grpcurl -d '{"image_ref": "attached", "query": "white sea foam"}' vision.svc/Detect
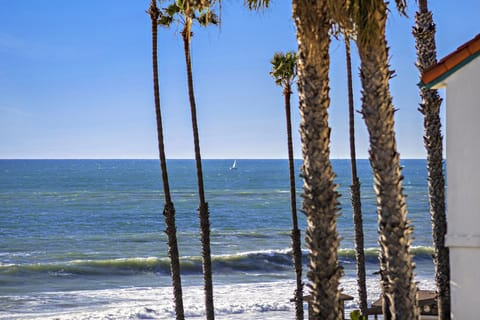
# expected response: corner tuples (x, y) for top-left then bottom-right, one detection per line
(1, 277), (436, 320)
(1, 282), (295, 319)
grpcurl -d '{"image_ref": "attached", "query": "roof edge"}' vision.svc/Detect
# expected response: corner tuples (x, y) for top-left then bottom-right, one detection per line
(420, 34), (480, 89)
(419, 51), (480, 89)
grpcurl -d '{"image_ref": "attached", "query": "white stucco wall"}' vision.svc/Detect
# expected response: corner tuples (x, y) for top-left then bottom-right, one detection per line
(442, 56), (480, 319)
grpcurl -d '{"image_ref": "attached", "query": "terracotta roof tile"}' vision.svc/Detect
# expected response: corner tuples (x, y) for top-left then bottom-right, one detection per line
(421, 34), (480, 87)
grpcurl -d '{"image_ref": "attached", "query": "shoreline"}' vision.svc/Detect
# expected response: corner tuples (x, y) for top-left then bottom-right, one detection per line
(0, 276), (436, 319)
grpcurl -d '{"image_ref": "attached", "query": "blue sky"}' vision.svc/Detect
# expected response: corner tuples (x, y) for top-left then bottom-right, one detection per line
(0, 1), (478, 159)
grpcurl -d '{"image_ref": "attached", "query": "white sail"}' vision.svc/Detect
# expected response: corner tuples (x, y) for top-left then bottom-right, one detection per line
(230, 160), (237, 170)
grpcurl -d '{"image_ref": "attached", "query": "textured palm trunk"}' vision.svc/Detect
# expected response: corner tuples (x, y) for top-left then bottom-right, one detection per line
(284, 83), (304, 320)
(413, 1), (450, 319)
(182, 21), (215, 320)
(149, 1), (185, 319)
(292, 0), (342, 318)
(345, 38), (368, 318)
(356, 2), (418, 319)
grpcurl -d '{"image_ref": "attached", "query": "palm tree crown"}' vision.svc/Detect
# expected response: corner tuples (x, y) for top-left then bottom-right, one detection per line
(158, 0), (219, 30)
(270, 51), (298, 90)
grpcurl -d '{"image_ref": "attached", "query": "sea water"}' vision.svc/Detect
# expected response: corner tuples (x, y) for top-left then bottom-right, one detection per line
(0, 159), (436, 319)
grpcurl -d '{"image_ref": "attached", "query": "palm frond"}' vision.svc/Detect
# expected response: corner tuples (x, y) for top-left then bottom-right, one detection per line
(158, 12), (174, 26)
(166, 3), (181, 16)
(160, 0), (219, 29)
(197, 10), (219, 26)
(175, 0), (186, 11)
(270, 51), (297, 88)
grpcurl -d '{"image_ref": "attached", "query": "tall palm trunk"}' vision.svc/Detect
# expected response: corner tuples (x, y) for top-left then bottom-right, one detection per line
(356, 2), (418, 319)
(413, 1), (450, 319)
(345, 38), (368, 318)
(148, 1), (185, 319)
(293, 0), (342, 318)
(181, 19), (215, 320)
(284, 83), (304, 320)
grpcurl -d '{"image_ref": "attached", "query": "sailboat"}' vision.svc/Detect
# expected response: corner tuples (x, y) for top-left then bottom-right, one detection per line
(230, 160), (237, 170)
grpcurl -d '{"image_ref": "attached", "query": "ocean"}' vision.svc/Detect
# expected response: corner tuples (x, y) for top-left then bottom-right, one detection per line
(0, 159), (436, 319)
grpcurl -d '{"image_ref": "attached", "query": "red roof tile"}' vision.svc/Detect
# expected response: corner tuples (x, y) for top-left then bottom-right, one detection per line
(421, 34), (480, 87)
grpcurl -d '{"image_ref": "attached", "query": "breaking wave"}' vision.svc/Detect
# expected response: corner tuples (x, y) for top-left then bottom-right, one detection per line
(1, 246), (433, 277)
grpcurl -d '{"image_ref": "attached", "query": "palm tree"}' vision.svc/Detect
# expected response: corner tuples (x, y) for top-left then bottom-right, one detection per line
(249, 1), (343, 318)
(292, 1), (344, 318)
(330, 0), (419, 318)
(148, 1), (185, 319)
(413, 1), (450, 319)
(158, 2), (218, 319)
(345, 37), (368, 318)
(270, 51), (303, 320)
(249, 1), (343, 317)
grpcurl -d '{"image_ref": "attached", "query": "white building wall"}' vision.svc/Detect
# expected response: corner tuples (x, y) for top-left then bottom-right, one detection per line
(443, 56), (480, 319)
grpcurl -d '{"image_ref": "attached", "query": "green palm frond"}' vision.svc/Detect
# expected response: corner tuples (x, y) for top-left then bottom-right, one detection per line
(157, 2), (180, 27)
(166, 3), (181, 16)
(158, 12), (174, 26)
(198, 10), (219, 26)
(175, 0), (185, 11)
(159, 0), (219, 30)
(270, 51), (297, 89)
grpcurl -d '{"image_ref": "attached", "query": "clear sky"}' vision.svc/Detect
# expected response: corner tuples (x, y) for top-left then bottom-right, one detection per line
(0, 1), (478, 159)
